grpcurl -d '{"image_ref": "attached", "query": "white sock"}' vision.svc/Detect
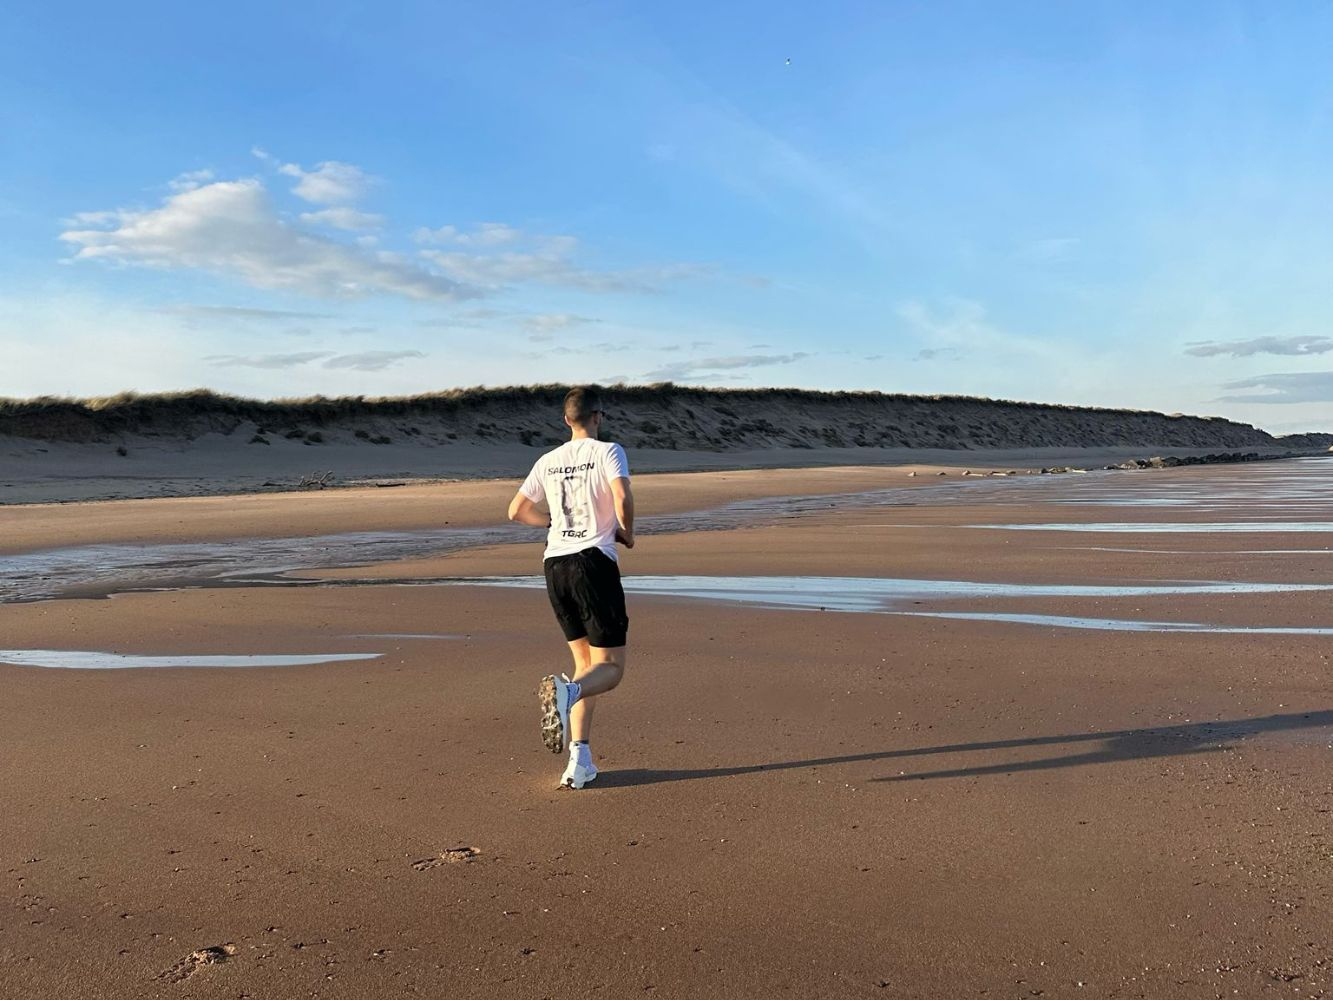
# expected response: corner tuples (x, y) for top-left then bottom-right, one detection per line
(570, 741), (592, 767)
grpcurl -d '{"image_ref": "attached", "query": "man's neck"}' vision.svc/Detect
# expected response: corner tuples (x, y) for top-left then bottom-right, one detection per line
(569, 431), (594, 441)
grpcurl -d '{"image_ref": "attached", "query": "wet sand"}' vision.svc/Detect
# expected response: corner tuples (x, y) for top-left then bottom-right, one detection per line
(2, 460), (1332, 998)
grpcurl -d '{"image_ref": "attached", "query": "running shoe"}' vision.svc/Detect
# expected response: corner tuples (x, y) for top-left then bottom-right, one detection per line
(538, 674), (572, 754)
(560, 757), (598, 790)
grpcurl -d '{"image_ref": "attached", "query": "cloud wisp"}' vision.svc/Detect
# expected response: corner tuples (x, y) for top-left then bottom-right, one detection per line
(525, 313), (601, 341)
(299, 207), (385, 232)
(63, 159), (704, 304)
(420, 243), (702, 294)
(642, 352), (810, 383)
(157, 305), (336, 321)
(1186, 336), (1333, 358)
(207, 349), (425, 372)
(898, 299), (1047, 361)
(413, 223), (522, 247)
(252, 149), (373, 205)
(323, 350), (425, 371)
(1218, 371), (1333, 404)
(205, 351), (335, 370)
(61, 180), (475, 301)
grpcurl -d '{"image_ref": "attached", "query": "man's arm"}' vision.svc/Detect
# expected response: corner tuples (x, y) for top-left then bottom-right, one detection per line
(610, 477), (635, 548)
(507, 491), (551, 528)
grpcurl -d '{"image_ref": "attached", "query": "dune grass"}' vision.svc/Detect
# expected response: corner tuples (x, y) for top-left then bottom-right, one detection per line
(0, 384), (1325, 449)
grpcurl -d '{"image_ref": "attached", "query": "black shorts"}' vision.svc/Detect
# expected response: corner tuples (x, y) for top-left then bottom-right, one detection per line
(543, 547), (629, 648)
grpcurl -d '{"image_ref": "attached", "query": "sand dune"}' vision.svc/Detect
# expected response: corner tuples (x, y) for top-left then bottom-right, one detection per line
(2, 385), (1328, 504)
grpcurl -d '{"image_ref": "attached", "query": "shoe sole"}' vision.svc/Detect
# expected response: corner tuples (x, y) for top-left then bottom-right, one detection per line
(538, 675), (566, 754)
(560, 770), (598, 791)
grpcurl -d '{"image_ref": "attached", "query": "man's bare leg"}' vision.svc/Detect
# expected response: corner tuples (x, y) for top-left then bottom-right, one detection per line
(567, 640), (626, 743)
(565, 639), (592, 739)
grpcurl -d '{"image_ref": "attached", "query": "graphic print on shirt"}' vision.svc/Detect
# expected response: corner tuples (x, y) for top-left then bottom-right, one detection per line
(557, 472), (593, 540)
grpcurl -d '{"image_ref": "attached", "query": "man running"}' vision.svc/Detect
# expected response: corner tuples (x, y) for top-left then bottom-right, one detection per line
(507, 386), (635, 790)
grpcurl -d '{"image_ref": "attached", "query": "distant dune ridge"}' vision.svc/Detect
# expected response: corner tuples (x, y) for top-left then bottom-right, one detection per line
(2, 385), (1328, 451)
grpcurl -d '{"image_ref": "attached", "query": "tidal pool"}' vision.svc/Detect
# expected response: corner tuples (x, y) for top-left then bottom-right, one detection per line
(969, 522), (1333, 533)
(3, 456), (1331, 606)
(0, 650), (383, 670)
(450, 574), (1333, 634)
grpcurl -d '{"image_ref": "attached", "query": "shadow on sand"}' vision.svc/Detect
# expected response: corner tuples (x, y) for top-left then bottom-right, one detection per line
(594, 709), (1333, 788)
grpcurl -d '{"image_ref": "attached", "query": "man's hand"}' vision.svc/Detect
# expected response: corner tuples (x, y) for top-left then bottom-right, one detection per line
(616, 527), (635, 549)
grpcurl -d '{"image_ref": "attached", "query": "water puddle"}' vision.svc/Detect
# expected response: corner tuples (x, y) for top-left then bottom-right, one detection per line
(893, 611), (1333, 635)
(459, 573), (1333, 610)
(1056, 547), (1333, 555)
(971, 522), (1333, 534)
(449, 574), (1333, 634)
(0, 650), (383, 670)
(2, 457), (1331, 606)
(0, 527), (533, 605)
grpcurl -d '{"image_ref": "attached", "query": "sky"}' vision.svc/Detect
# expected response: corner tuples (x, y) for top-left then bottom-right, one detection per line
(3, 1), (1332, 432)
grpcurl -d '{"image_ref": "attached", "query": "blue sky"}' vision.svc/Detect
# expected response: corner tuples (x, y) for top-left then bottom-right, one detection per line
(3, 1), (1332, 431)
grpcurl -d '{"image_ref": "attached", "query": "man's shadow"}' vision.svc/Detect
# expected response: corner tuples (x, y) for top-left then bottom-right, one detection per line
(594, 709), (1333, 788)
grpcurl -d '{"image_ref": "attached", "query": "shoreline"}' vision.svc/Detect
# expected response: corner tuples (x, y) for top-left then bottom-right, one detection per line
(2, 437), (1323, 506)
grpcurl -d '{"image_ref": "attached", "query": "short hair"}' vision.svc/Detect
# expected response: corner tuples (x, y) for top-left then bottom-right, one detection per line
(563, 386), (603, 427)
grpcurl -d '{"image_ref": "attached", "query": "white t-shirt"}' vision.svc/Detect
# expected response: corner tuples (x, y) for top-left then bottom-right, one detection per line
(520, 438), (630, 561)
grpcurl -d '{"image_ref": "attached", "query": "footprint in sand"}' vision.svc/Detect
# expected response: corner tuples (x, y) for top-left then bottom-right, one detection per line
(159, 943), (237, 983)
(412, 846), (480, 870)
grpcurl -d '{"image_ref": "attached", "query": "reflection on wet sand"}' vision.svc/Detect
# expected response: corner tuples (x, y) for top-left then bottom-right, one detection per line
(0, 650), (382, 670)
(4, 457), (1330, 606)
(971, 521), (1333, 533)
(451, 574), (1333, 635)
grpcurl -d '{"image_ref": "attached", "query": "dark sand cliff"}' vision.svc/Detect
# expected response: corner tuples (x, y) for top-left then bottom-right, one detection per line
(3, 386), (1329, 504)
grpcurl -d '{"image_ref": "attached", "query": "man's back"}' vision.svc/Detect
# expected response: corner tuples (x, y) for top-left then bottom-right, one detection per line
(521, 437), (629, 562)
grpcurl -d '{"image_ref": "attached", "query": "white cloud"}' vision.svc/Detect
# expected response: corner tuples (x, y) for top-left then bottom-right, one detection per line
(1186, 336), (1333, 358)
(414, 224), (701, 293)
(61, 179), (475, 301)
(299, 207), (385, 231)
(168, 169), (215, 192)
(206, 351), (334, 369)
(277, 160), (371, 204)
(414, 222), (523, 246)
(1219, 372), (1333, 404)
(322, 350), (425, 371)
(413, 225), (458, 244)
(204, 349), (426, 372)
(64, 209), (124, 226)
(525, 313), (599, 338)
(643, 352), (809, 382)
(422, 247), (701, 293)
(157, 304), (335, 320)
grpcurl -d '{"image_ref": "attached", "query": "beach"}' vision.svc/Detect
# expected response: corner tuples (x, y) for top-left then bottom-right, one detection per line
(3, 458), (1332, 998)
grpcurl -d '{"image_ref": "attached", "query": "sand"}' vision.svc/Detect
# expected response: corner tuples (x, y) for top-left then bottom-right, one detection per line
(2, 461), (1331, 998)
(1, 428), (1309, 506)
